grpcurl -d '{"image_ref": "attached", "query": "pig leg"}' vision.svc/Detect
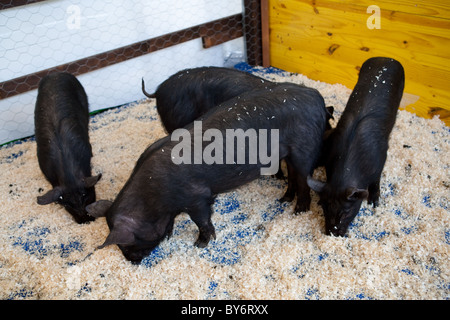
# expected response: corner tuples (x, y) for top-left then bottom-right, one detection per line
(285, 153), (313, 213)
(188, 199), (216, 248)
(294, 175), (311, 213)
(280, 162), (297, 203)
(368, 179), (381, 208)
(275, 160), (286, 180)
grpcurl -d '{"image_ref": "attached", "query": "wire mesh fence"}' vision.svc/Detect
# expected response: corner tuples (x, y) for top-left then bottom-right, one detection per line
(0, 0), (263, 145)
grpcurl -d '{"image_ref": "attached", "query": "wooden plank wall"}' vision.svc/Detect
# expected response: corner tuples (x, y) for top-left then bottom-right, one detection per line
(268, 0), (450, 125)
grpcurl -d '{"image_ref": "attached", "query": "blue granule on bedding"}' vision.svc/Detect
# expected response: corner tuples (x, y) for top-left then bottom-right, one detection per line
(261, 201), (288, 222)
(7, 289), (34, 300)
(141, 246), (169, 268)
(200, 226), (263, 265)
(422, 195), (432, 208)
(10, 223), (84, 259)
(214, 193), (240, 215)
(59, 241), (85, 258)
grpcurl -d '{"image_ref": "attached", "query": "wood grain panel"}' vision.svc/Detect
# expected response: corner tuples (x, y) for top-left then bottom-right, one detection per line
(269, 0), (450, 125)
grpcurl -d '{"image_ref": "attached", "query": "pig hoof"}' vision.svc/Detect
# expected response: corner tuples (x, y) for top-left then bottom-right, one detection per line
(194, 238), (209, 248)
(194, 230), (215, 248)
(294, 203), (310, 214)
(368, 197), (380, 208)
(274, 170), (286, 180)
(279, 194), (294, 203)
(369, 200), (379, 208)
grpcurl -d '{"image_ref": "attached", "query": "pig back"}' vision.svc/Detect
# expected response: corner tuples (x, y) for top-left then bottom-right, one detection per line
(154, 67), (275, 133)
(339, 58), (404, 131)
(121, 83), (327, 213)
(35, 72), (92, 185)
(324, 58), (405, 182)
(182, 84), (327, 193)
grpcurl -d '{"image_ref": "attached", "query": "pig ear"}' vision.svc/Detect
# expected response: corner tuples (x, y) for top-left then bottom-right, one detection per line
(98, 227), (135, 249)
(346, 187), (369, 201)
(37, 187), (63, 205)
(86, 200), (112, 217)
(83, 173), (102, 188)
(307, 175), (326, 193)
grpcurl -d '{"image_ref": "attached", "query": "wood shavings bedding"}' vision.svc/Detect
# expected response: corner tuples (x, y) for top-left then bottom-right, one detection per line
(0, 64), (448, 300)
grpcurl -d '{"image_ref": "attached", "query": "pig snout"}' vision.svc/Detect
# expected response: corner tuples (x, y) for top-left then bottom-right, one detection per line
(62, 200), (95, 224)
(68, 208), (95, 224)
(57, 189), (97, 224)
(326, 223), (347, 237)
(118, 245), (157, 265)
(324, 213), (354, 237)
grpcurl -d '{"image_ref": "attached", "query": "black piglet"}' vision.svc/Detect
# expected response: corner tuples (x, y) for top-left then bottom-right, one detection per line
(35, 72), (101, 224)
(308, 57), (405, 236)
